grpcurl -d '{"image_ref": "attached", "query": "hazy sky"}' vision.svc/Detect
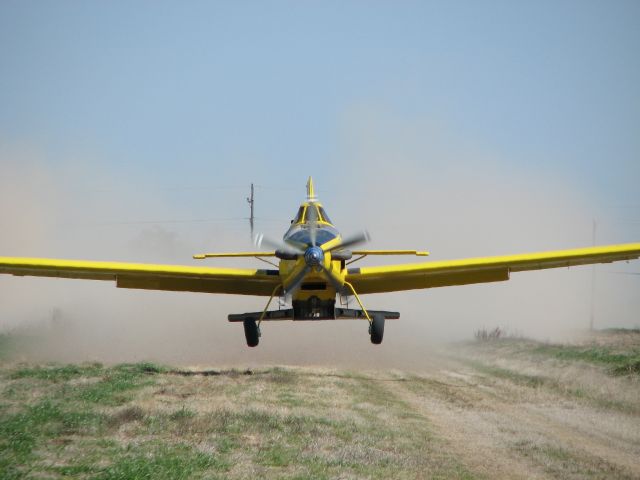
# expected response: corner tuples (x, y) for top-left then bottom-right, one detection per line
(1, 1), (639, 195)
(0, 2), (638, 359)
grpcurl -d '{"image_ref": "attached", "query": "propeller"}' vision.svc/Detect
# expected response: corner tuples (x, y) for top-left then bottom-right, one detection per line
(255, 205), (370, 295)
(283, 228), (370, 295)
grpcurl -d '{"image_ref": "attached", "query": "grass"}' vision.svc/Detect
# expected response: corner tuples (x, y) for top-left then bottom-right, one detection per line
(530, 344), (640, 376)
(10, 362), (105, 381)
(0, 361), (475, 479)
(91, 443), (228, 480)
(2, 329), (635, 479)
(512, 440), (637, 480)
(0, 399), (105, 478)
(601, 327), (640, 334)
(466, 333), (640, 376)
(0, 360), (173, 479)
(463, 359), (639, 413)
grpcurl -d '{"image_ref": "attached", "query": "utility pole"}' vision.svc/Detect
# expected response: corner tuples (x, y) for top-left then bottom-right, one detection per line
(590, 219), (597, 331)
(246, 183), (255, 238)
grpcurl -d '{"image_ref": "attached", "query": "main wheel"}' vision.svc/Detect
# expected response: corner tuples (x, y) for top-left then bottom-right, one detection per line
(369, 314), (385, 344)
(243, 318), (260, 347)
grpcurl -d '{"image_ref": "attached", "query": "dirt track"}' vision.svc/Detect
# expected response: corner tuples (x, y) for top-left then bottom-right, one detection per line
(374, 350), (640, 479)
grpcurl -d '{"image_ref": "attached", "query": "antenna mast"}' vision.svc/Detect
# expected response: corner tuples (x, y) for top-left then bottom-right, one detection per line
(246, 183), (255, 238)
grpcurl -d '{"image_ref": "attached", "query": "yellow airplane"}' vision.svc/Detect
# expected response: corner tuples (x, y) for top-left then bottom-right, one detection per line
(1, 177), (639, 347)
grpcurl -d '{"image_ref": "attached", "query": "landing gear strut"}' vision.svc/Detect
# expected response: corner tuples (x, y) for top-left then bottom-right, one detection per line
(342, 281), (385, 345)
(369, 314), (385, 344)
(243, 318), (260, 347)
(229, 308), (399, 346)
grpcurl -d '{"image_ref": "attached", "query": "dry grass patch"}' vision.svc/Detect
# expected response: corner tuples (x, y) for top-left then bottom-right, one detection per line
(512, 438), (637, 480)
(0, 362), (476, 479)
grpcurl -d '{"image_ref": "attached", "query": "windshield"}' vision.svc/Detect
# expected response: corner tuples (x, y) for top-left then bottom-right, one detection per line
(292, 206), (305, 223)
(292, 205), (333, 225)
(318, 207), (332, 224)
(288, 229), (337, 246)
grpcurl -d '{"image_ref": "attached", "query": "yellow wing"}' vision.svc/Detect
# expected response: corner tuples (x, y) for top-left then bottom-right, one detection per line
(0, 257), (280, 296)
(345, 243), (640, 294)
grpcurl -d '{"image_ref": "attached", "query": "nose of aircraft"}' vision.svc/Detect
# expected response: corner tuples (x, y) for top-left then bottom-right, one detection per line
(304, 246), (324, 266)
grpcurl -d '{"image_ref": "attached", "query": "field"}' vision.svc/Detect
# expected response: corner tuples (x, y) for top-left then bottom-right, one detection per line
(1, 329), (639, 479)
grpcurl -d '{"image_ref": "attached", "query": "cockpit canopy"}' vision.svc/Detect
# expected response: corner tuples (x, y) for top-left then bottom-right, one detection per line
(287, 227), (336, 246)
(292, 204), (333, 225)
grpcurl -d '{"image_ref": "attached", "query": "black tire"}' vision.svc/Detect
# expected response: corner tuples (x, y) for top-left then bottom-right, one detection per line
(369, 314), (385, 344)
(243, 318), (260, 347)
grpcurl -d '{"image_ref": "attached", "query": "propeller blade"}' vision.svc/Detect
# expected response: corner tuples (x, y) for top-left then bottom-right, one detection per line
(325, 230), (370, 252)
(283, 264), (311, 295)
(320, 264), (344, 291)
(284, 237), (309, 252)
(254, 233), (281, 250)
(306, 204), (318, 247)
(254, 233), (304, 255)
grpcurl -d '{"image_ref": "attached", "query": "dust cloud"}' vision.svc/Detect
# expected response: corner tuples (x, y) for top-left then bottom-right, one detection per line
(329, 108), (639, 344)
(0, 115), (638, 369)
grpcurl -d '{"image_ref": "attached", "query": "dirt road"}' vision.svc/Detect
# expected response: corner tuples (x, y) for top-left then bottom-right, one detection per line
(376, 349), (640, 479)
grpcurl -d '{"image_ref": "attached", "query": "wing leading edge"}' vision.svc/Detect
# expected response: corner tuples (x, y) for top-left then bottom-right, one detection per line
(345, 243), (640, 294)
(0, 257), (280, 296)
(3, 243), (639, 297)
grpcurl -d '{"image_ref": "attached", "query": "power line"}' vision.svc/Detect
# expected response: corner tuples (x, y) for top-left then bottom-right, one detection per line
(61, 216), (288, 228)
(62, 217), (247, 227)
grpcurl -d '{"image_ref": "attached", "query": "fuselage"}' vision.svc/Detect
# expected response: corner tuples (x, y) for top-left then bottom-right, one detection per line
(279, 200), (346, 317)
